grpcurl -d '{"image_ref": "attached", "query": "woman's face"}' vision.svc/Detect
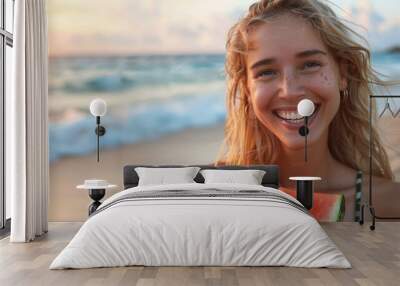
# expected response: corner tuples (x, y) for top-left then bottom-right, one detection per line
(246, 14), (346, 150)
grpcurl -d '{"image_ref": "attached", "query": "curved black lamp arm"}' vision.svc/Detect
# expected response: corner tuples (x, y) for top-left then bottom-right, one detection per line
(298, 117), (310, 162)
(94, 116), (106, 162)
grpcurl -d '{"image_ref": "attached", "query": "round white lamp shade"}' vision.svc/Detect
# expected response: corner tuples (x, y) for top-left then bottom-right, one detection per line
(297, 99), (315, 117)
(90, 98), (107, 117)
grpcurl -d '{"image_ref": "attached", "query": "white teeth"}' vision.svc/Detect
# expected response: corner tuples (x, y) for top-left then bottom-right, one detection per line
(275, 111), (303, 120)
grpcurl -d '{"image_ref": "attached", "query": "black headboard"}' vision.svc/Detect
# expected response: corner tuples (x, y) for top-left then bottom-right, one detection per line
(123, 165), (279, 189)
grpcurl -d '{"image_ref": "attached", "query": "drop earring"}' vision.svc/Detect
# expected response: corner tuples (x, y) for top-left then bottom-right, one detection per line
(340, 89), (349, 101)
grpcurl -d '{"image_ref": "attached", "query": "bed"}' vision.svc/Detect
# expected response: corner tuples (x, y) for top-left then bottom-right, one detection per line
(50, 164), (350, 269)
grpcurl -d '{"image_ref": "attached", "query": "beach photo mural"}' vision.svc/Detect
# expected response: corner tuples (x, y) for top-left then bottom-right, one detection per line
(48, 0), (400, 221)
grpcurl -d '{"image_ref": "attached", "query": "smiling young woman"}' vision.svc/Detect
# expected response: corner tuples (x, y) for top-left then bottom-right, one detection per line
(216, 0), (400, 221)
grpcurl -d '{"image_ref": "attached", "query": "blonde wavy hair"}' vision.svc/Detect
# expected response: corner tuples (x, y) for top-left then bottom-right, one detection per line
(217, 0), (394, 179)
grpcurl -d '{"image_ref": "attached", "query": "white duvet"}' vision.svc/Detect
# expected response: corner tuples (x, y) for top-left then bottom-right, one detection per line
(50, 183), (351, 269)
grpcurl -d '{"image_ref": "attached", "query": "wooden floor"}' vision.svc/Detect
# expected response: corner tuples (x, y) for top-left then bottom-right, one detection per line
(0, 222), (399, 286)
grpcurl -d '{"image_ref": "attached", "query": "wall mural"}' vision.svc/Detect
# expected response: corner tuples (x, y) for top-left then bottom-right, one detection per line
(48, 0), (400, 222)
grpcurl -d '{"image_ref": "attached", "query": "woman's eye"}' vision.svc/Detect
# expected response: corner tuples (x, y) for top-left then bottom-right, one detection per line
(255, 70), (277, 79)
(302, 61), (321, 70)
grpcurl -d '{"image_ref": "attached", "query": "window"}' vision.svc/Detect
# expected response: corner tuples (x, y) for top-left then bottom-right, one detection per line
(1, 0), (14, 234)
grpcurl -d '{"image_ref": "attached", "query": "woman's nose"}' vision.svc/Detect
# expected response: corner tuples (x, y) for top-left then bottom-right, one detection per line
(278, 70), (305, 100)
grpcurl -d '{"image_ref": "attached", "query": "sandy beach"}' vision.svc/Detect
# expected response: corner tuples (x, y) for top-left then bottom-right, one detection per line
(49, 118), (400, 222)
(49, 124), (225, 221)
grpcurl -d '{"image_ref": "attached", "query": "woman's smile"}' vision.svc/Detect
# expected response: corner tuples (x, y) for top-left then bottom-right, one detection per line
(273, 103), (321, 130)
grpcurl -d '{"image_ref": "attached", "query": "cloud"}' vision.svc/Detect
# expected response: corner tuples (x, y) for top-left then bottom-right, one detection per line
(48, 0), (253, 56)
(343, 0), (400, 50)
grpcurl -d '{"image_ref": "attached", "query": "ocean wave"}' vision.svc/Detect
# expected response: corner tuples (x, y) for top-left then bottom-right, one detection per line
(49, 93), (226, 162)
(62, 74), (137, 93)
(49, 80), (225, 112)
(372, 52), (400, 79)
(49, 54), (225, 95)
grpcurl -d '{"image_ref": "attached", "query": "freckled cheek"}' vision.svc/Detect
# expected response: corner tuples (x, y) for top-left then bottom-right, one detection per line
(307, 77), (339, 101)
(307, 77), (341, 118)
(250, 85), (275, 114)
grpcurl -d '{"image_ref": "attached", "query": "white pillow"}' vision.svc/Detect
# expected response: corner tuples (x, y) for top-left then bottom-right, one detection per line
(200, 169), (266, 185)
(135, 167), (200, 186)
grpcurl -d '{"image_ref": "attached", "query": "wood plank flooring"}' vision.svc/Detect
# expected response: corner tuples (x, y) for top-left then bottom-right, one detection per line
(1, 222), (399, 286)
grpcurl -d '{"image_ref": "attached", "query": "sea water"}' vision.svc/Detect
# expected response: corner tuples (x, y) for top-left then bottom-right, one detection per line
(48, 52), (400, 162)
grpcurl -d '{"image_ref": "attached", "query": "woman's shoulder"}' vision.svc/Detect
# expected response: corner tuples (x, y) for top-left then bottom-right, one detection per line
(326, 160), (358, 190)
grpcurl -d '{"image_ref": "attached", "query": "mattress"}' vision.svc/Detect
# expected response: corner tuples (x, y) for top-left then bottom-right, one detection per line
(50, 183), (351, 269)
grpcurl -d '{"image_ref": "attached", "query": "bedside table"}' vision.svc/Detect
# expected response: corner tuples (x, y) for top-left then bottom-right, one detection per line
(289, 176), (321, 210)
(77, 180), (117, 215)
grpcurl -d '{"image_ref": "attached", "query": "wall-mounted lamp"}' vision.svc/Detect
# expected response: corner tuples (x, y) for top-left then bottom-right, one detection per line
(89, 98), (107, 162)
(297, 99), (315, 162)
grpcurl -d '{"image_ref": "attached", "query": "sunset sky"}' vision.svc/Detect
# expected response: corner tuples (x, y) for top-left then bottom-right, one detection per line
(47, 0), (400, 57)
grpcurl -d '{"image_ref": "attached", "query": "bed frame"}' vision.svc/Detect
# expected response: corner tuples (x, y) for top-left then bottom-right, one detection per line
(123, 165), (280, 189)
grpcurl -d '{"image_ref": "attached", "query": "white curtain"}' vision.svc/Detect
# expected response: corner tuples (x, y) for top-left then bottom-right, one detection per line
(7, 0), (49, 242)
